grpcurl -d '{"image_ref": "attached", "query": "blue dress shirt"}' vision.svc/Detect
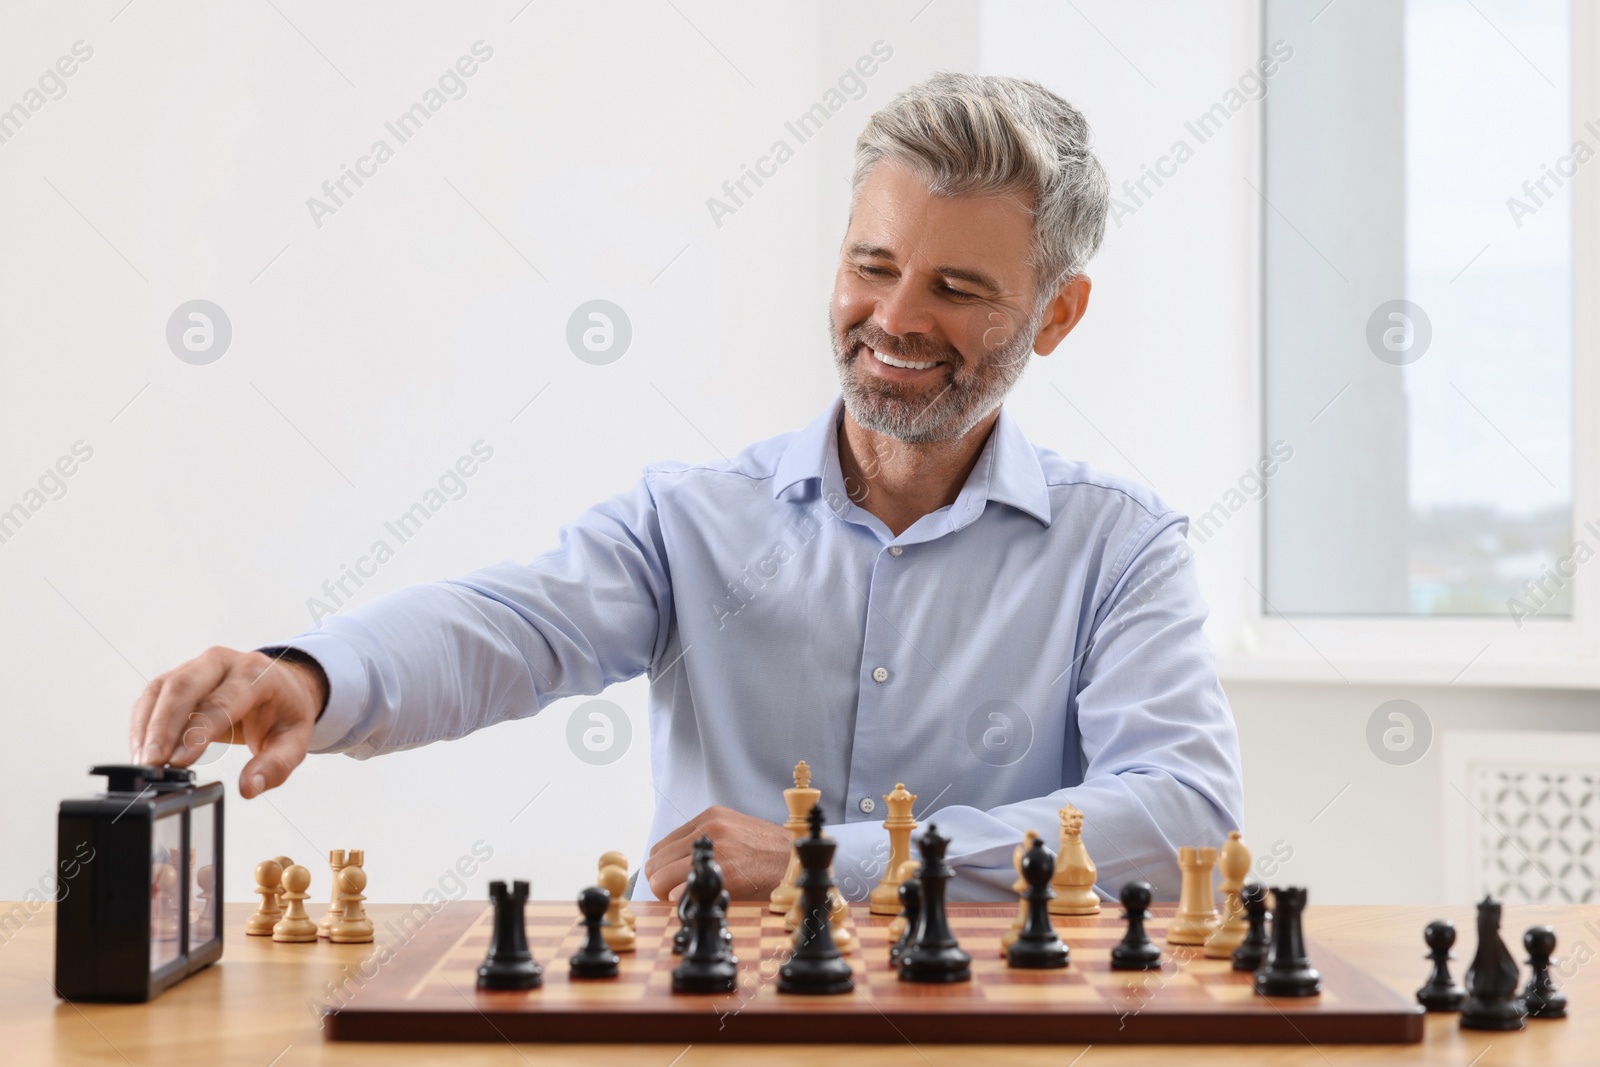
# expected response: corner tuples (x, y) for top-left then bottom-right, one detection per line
(283, 397), (1243, 902)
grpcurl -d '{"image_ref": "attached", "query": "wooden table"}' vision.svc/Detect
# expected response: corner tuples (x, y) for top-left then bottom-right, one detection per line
(4, 901), (1594, 1065)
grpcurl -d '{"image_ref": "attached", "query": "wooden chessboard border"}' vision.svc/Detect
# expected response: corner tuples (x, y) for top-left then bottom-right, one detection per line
(323, 901), (1425, 1044)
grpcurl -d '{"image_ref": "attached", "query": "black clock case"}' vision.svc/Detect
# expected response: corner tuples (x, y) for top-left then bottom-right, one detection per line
(55, 768), (224, 1002)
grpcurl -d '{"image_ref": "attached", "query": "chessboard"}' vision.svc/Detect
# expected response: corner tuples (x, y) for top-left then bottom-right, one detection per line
(322, 900), (1424, 1044)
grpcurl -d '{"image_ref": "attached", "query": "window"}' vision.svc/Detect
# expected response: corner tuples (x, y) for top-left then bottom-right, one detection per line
(1261, 0), (1574, 618)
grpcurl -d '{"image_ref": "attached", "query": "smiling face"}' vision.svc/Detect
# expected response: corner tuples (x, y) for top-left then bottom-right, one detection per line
(830, 160), (1050, 444)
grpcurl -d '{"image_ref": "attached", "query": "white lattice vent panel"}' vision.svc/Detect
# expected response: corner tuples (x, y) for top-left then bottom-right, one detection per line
(1464, 765), (1598, 903)
(1443, 731), (1600, 905)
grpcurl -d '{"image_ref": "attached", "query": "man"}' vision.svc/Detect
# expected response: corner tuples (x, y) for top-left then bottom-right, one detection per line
(127, 73), (1242, 903)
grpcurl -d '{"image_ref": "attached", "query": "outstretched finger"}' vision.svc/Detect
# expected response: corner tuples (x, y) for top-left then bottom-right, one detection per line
(238, 719), (311, 799)
(128, 677), (165, 760)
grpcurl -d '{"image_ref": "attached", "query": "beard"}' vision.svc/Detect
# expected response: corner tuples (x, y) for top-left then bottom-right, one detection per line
(829, 303), (1045, 444)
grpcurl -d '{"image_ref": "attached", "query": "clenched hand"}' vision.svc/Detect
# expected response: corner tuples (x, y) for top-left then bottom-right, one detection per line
(644, 805), (793, 902)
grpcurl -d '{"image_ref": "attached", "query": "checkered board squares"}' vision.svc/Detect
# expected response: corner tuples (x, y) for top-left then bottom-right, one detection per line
(323, 901), (1424, 1045)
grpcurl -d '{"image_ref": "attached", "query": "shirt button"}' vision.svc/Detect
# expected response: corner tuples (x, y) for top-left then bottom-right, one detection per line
(889, 545), (903, 557)
(859, 797), (877, 814)
(871, 666), (889, 683)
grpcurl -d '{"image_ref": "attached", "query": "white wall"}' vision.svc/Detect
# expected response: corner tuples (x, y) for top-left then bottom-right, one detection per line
(1229, 680), (1600, 903)
(3, 0), (1594, 908)
(0, 0), (980, 904)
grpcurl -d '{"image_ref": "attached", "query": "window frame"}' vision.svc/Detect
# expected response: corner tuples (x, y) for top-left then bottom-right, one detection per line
(1221, 0), (1600, 688)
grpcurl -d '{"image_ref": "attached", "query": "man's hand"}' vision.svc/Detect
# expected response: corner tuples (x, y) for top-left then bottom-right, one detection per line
(127, 647), (327, 799)
(644, 805), (792, 902)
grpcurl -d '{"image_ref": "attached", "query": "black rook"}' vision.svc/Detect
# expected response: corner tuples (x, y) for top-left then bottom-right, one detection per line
(478, 880), (542, 991)
(1253, 887), (1320, 998)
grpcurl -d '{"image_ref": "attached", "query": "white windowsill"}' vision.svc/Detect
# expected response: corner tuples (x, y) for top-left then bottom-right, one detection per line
(1216, 652), (1600, 690)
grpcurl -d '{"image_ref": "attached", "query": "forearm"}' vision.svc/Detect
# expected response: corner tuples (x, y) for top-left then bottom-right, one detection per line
(272, 578), (558, 757)
(268, 479), (672, 759)
(952, 771), (1239, 901)
(830, 771), (1238, 905)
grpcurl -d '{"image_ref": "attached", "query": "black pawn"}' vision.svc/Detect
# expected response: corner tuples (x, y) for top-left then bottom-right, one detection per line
(889, 873), (921, 967)
(777, 805), (854, 994)
(1231, 884), (1271, 972)
(670, 835), (738, 994)
(1461, 896), (1527, 1031)
(898, 824), (971, 983)
(477, 879), (542, 990)
(1228, 889), (1267, 972)
(1415, 919), (1465, 1012)
(1007, 837), (1069, 969)
(569, 886), (620, 979)
(1110, 881), (1162, 971)
(1253, 887), (1321, 997)
(1522, 925), (1567, 1020)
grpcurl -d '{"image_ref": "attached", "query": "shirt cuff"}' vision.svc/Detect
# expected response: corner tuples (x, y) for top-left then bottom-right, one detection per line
(257, 633), (370, 753)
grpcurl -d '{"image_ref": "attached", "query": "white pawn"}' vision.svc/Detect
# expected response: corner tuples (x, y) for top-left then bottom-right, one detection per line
(885, 860), (920, 943)
(246, 860), (283, 936)
(827, 880), (855, 956)
(1000, 831), (1037, 956)
(273, 865), (319, 942)
(599, 850), (636, 930)
(330, 865), (374, 943)
(271, 855), (295, 913)
(598, 864), (636, 952)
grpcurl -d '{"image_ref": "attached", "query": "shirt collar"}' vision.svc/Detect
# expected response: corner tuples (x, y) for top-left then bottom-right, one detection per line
(772, 395), (1053, 529)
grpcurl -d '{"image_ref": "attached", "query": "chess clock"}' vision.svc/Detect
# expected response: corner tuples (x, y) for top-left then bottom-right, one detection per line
(54, 764), (224, 1002)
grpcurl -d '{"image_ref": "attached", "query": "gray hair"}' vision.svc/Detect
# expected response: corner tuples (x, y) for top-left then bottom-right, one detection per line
(850, 72), (1110, 307)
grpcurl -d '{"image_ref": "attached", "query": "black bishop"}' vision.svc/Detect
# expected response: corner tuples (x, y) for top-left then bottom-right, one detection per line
(670, 835), (738, 994)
